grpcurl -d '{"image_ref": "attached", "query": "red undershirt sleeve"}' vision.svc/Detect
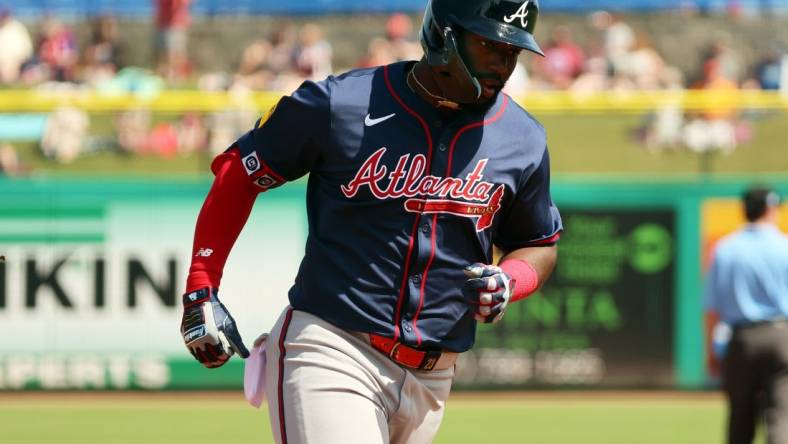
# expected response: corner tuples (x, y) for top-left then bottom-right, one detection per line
(185, 147), (260, 292)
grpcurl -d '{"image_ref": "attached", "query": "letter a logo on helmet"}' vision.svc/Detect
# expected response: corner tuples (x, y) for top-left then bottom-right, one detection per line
(503, 1), (531, 29)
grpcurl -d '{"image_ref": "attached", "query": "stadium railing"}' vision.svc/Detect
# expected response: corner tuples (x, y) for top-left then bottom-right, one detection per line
(1, 89), (787, 113)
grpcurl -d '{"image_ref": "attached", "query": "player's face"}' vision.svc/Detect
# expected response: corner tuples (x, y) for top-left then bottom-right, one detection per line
(461, 32), (522, 102)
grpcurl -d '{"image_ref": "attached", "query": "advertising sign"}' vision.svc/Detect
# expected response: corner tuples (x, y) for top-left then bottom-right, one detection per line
(0, 195), (301, 390)
(456, 209), (676, 388)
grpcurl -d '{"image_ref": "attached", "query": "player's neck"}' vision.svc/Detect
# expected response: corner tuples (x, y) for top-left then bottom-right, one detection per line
(407, 61), (461, 113)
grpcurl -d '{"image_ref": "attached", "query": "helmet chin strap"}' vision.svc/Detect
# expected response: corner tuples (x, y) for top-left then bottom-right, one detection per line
(408, 68), (462, 110)
(424, 25), (483, 106)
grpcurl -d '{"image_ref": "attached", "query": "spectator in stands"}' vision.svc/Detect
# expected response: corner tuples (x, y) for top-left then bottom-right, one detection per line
(570, 56), (611, 92)
(356, 37), (397, 68)
(0, 7), (33, 84)
(639, 67), (686, 151)
(626, 32), (666, 90)
(357, 14), (421, 69)
(293, 23), (333, 81)
(599, 12), (635, 79)
(699, 57), (739, 106)
(567, 34), (610, 92)
(36, 17), (79, 83)
(267, 23), (298, 76)
(155, 0), (192, 82)
(704, 33), (743, 85)
(80, 16), (124, 86)
(684, 59), (740, 153)
(233, 39), (275, 91)
(535, 25), (586, 89)
(753, 47), (785, 90)
(384, 13), (422, 62)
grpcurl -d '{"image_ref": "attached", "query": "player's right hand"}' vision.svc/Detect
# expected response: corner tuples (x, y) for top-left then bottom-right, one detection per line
(462, 263), (513, 324)
(180, 287), (250, 368)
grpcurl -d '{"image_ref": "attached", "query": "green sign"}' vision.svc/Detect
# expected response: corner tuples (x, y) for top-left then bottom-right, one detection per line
(456, 209), (676, 388)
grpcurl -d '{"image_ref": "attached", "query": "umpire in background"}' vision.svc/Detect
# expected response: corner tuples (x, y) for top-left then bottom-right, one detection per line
(705, 186), (788, 444)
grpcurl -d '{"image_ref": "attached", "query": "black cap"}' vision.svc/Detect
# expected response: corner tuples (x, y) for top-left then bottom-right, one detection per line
(743, 186), (781, 222)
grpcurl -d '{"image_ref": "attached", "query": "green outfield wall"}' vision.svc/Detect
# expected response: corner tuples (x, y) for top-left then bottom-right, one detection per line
(1, 177), (786, 391)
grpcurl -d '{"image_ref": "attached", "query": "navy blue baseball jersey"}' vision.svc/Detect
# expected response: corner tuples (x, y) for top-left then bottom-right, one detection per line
(234, 61), (562, 352)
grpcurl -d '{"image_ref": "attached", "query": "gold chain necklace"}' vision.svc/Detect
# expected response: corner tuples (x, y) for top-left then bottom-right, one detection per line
(407, 67), (460, 110)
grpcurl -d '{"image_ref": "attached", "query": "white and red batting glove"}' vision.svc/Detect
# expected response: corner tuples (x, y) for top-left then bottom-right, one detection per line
(180, 287), (250, 368)
(463, 263), (514, 323)
(463, 260), (540, 323)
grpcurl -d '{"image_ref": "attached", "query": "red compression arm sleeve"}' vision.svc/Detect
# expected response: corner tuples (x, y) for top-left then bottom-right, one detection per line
(185, 148), (260, 292)
(500, 258), (540, 302)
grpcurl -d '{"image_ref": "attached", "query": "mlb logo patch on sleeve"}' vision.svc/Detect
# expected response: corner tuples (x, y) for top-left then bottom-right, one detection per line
(242, 152), (262, 175)
(253, 173), (284, 191)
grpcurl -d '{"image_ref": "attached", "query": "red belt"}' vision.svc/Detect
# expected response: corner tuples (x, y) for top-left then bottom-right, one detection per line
(368, 334), (456, 371)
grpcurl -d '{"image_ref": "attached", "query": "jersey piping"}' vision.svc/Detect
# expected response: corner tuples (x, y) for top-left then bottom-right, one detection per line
(411, 95), (510, 345)
(383, 64), (435, 342)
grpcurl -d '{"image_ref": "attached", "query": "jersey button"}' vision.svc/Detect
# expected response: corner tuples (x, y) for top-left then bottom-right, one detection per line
(421, 223), (430, 233)
(410, 274), (421, 284)
(403, 323), (413, 333)
(438, 143), (447, 152)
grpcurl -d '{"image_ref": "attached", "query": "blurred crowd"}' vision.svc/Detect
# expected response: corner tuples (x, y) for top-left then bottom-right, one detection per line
(0, 5), (787, 174)
(198, 13), (421, 94)
(2, 8), (785, 94)
(0, 0), (190, 86)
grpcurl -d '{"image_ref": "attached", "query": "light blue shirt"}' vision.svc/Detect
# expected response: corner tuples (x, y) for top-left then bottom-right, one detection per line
(704, 224), (788, 326)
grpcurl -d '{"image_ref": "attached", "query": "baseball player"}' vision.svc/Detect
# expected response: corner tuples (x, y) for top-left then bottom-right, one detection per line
(180, 1), (562, 443)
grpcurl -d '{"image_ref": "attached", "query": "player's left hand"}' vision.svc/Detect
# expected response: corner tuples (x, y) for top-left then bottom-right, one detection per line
(180, 287), (250, 368)
(462, 263), (513, 323)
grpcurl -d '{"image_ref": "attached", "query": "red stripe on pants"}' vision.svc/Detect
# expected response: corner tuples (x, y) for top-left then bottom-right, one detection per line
(277, 308), (294, 444)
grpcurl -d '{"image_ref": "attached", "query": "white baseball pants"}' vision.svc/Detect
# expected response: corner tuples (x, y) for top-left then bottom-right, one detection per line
(263, 307), (455, 444)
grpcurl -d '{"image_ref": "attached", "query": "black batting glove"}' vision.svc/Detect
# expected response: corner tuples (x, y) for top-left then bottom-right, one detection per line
(180, 287), (250, 368)
(462, 263), (514, 324)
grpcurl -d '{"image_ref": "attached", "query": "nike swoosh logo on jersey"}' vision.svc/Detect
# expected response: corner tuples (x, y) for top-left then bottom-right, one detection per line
(364, 113), (396, 127)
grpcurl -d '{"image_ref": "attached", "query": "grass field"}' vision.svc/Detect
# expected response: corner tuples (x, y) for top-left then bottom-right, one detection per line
(0, 392), (766, 444)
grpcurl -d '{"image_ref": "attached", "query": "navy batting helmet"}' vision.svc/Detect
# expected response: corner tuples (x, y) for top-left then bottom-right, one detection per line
(420, 0), (543, 102)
